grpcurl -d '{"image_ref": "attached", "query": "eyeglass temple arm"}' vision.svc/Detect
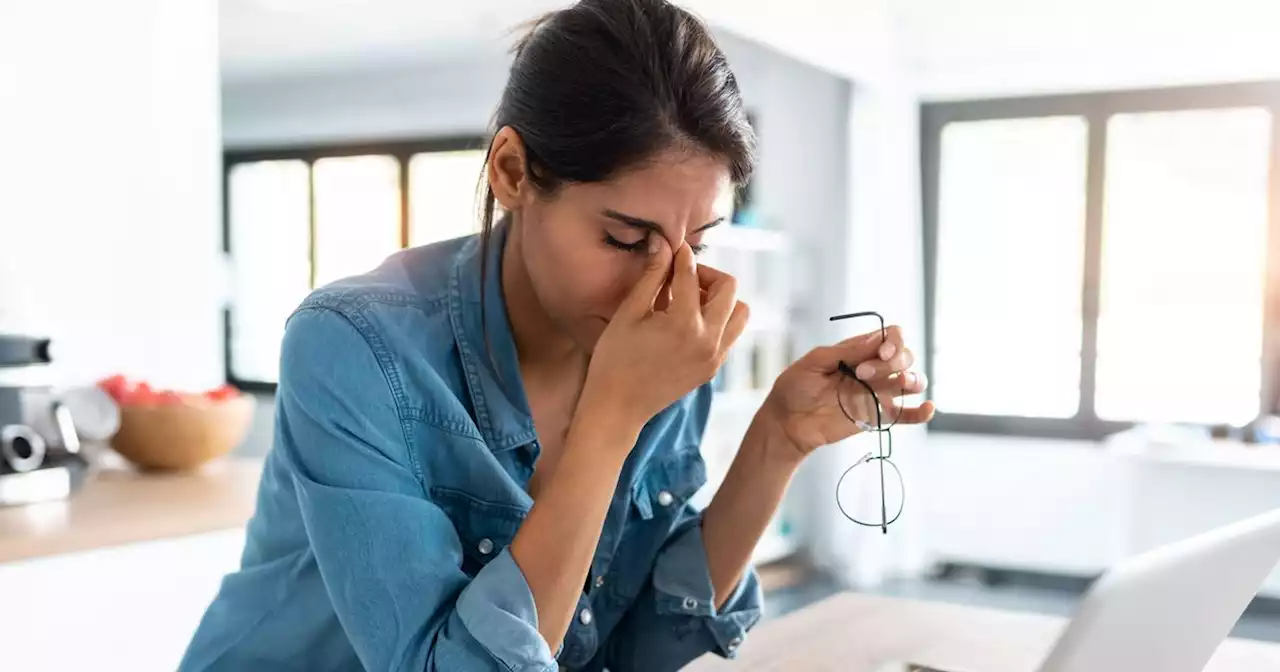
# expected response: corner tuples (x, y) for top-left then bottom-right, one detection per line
(829, 311), (886, 330)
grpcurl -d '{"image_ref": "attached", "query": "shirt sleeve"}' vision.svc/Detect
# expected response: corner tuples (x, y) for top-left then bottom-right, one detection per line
(604, 508), (764, 671)
(276, 306), (557, 672)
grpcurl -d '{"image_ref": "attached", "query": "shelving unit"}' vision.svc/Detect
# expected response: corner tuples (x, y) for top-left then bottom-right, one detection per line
(698, 224), (796, 566)
(711, 225), (790, 252)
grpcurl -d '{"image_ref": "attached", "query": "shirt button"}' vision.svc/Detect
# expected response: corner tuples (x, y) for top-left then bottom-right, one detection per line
(656, 490), (674, 507)
(594, 575), (605, 589)
(579, 608), (593, 625)
(728, 636), (743, 652)
(682, 596), (698, 610)
(477, 538), (494, 555)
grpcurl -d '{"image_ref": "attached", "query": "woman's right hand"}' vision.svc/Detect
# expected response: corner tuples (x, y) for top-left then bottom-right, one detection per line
(585, 236), (750, 430)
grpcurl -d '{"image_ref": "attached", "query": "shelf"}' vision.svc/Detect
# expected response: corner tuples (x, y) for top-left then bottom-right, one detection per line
(743, 307), (787, 333)
(710, 389), (770, 415)
(1110, 438), (1280, 473)
(752, 527), (798, 565)
(711, 226), (789, 252)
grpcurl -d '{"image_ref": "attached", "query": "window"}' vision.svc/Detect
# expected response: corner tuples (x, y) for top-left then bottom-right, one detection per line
(933, 117), (1088, 419)
(223, 138), (488, 389)
(1097, 109), (1270, 425)
(923, 85), (1280, 439)
(409, 150), (488, 246)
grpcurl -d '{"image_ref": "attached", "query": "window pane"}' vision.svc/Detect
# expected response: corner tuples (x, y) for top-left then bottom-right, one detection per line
(227, 160), (311, 384)
(408, 150), (487, 246)
(313, 155), (401, 287)
(934, 117), (1089, 417)
(1096, 108), (1269, 425)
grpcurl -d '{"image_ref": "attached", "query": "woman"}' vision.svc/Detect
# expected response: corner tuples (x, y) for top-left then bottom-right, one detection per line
(181, 1), (932, 670)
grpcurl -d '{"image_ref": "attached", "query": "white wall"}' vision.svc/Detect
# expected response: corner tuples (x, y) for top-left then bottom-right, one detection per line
(897, 0), (1280, 100)
(921, 434), (1122, 575)
(222, 55), (510, 148)
(220, 30), (827, 150)
(0, 0), (224, 390)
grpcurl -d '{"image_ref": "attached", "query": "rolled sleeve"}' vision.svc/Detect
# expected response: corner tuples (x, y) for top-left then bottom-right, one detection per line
(606, 521), (764, 671)
(454, 548), (557, 669)
(652, 524), (763, 655)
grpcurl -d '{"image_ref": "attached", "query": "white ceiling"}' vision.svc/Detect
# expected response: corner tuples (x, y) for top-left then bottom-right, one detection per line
(218, 0), (545, 79)
(218, 0), (896, 83)
(220, 0), (1280, 97)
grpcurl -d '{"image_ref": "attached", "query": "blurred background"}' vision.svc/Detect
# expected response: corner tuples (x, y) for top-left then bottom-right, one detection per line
(6, 0), (1280, 669)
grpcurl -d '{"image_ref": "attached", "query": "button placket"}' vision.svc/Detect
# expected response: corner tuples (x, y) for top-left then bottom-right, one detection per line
(560, 595), (599, 668)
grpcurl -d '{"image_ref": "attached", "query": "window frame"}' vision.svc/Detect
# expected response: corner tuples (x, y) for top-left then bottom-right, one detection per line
(222, 136), (489, 392)
(921, 82), (1280, 440)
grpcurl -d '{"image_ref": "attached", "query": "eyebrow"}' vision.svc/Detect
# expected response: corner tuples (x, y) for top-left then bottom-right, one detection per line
(602, 209), (724, 235)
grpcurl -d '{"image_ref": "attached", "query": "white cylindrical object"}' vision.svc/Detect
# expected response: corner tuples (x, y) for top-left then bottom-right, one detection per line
(1, 425), (46, 473)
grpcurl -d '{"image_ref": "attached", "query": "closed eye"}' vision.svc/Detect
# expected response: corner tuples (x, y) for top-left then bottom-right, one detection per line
(603, 233), (647, 253)
(603, 234), (707, 255)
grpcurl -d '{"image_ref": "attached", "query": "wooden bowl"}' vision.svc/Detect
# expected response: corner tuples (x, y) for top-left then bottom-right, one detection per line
(109, 395), (254, 471)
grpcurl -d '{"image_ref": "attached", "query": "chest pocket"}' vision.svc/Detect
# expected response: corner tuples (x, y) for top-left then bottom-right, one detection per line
(430, 487), (525, 575)
(631, 447), (708, 520)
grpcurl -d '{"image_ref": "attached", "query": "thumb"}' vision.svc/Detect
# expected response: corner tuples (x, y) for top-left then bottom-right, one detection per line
(617, 235), (672, 319)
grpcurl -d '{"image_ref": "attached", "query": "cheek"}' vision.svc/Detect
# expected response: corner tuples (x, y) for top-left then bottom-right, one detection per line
(522, 221), (629, 317)
(565, 251), (635, 317)
(595, 260), (641, 313)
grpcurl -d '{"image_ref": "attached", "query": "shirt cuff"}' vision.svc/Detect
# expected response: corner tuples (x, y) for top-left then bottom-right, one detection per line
(651, 523), (764, 657)
(454, 547), (559, 671)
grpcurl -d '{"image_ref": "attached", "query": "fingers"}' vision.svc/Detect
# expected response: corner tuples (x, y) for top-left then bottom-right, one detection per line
(876, 325), (904, 361)
(808, 325), (910, 375)
(617, 236), (673, 319)
(884, 400), (936, 425)
(698, 263), (738, 334)
(666, 242), (701, 319)
(853, 346), (915, 382)
(720, 300), (750, 352)
(869, 370), (928, 396)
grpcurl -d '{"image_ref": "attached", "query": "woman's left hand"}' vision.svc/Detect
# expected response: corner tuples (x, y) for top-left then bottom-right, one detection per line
(760, 326), (935, 457)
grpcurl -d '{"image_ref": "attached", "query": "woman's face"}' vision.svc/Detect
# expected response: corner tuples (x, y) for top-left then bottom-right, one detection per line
(513, 148), (734, 352)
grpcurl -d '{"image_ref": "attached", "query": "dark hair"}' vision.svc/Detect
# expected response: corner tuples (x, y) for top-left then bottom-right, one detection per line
(478, 0), (757, 296)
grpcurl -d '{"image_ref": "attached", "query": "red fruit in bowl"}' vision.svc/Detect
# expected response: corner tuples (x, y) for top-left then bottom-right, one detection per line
(156, 391), (184, 406)
(206, 384), (240, 402)
(98, 375), (129, 402)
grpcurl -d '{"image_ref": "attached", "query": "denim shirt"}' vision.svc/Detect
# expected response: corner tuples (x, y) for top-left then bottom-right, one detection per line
(180, 225), (763, 672)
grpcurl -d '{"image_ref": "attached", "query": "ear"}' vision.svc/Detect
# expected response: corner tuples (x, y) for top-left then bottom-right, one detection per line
(487, 126), (531, 212)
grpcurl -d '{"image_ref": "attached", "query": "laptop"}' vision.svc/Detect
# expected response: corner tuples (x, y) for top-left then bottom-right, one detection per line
(887, 508), (1280, 672)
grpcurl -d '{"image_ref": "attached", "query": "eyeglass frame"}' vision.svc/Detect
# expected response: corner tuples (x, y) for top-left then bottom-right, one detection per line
(829, 310), (908, 534)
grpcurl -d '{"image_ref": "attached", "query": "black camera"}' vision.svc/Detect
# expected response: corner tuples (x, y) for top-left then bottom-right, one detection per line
(0, 335), (89, 504)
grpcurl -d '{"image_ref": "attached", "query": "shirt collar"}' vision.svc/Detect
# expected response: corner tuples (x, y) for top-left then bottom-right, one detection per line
(448, 221), (538, 452)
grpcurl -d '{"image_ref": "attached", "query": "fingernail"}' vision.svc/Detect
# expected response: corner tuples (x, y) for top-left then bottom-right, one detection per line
(649, 236), (662, 255)
(856, 362), (876, 380)
(879, 342), (895, 360)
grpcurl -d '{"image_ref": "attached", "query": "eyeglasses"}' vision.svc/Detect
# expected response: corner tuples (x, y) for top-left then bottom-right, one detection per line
(829, 311), (908, 534)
